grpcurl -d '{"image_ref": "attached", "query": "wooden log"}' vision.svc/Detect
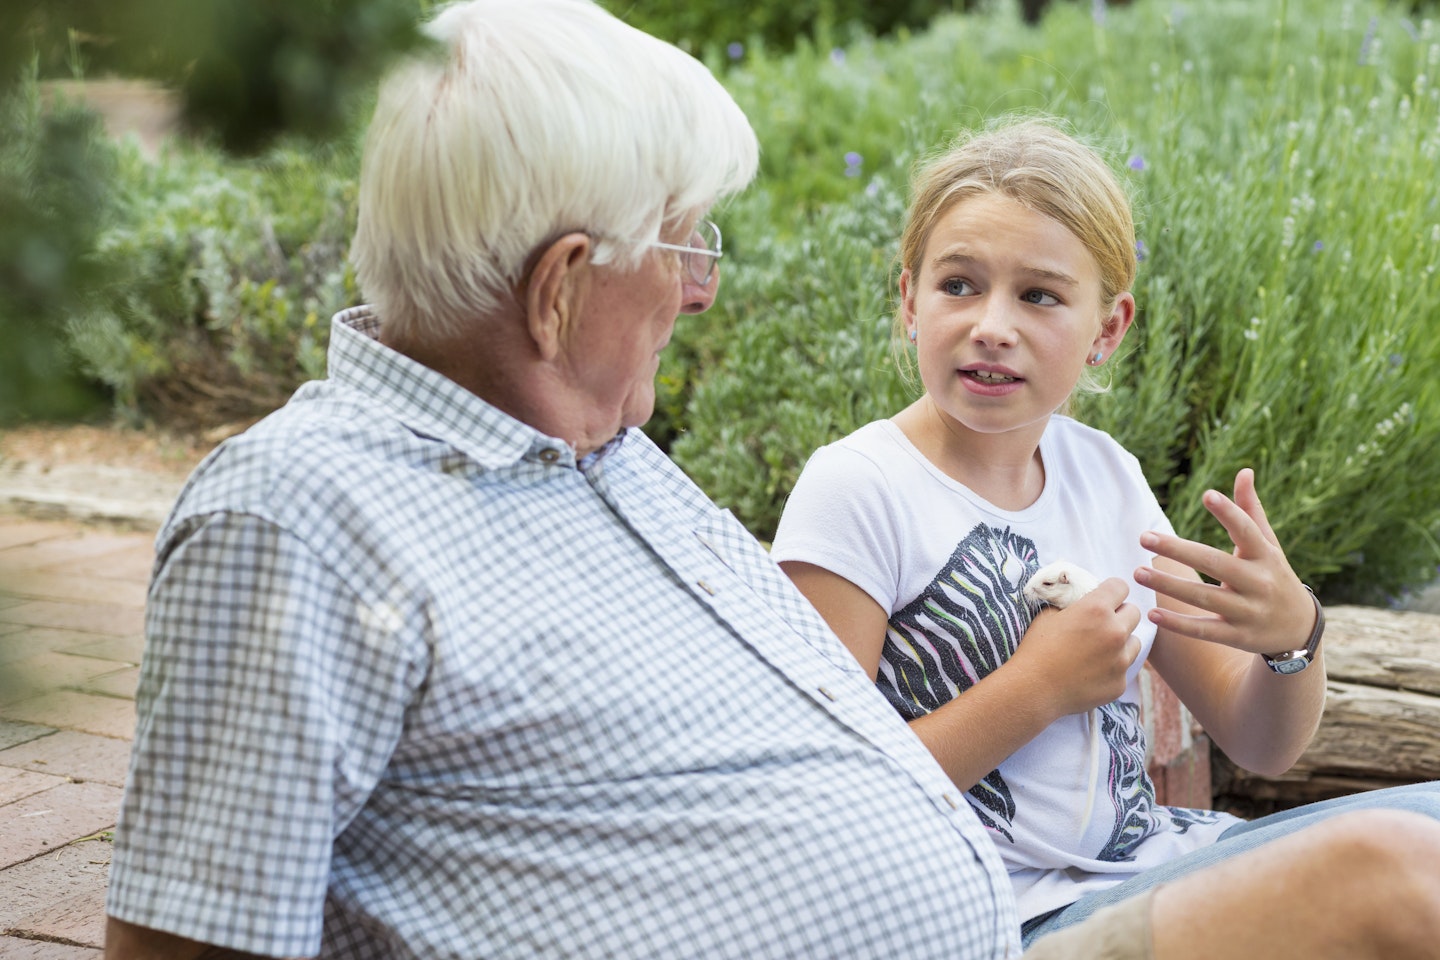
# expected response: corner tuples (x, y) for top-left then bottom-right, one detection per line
(1212, 605), (1440, 817)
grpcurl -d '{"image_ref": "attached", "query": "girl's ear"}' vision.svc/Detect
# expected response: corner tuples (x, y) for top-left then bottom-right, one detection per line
(1093, 291), (1136, 359)
(899, 267), (919, 340)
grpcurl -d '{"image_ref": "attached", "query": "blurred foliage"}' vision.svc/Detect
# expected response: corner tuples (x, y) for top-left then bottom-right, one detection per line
(1, 0), (1438, 606)
(660, 0), (1440, 605)
(0, 0), (419, 426)
(6, 0), (424, 151)
(610, 0), (1084, 57)
(66, 140), (357, 427)
(0, 74), (113, 422)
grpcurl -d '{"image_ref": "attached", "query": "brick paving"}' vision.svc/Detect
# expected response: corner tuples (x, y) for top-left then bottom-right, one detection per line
(0, 516), (153, 957)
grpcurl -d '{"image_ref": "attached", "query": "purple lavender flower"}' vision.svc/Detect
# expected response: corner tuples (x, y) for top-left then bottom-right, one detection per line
(1313, 240), (1324, 252)
(1358, 16), (1377, 65)
(1127, 154), (1147, 172)
(1135, 239), (1148, 262)
(830, 48), (846, 66)
(727, 42), (744, 61)
(844, 151), (863, 177)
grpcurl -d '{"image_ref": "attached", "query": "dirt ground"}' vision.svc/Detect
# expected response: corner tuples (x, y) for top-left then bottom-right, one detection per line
(0, 422), (217, 481)
(41, 78), (181, 158)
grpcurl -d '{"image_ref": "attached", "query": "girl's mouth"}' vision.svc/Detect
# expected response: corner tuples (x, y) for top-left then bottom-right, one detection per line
(964, 369), (1019, 384)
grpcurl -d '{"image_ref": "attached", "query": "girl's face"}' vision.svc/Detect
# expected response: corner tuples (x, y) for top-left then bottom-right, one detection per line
(900, 191), (1133, 446)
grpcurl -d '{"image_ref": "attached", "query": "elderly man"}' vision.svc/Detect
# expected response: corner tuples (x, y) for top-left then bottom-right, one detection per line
(105, 0), (1440, 957)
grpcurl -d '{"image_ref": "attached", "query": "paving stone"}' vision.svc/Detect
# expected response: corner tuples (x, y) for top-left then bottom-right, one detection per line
(0, 520), (76, 551)
(0, 766), (71, 806)
(0, 653), (137, 707)
(0, 937), (102, 959)
(0, 721), (54, 752)
(0, 690), (136, 741)
(0, 839), (112, 932)
(0, 601), (145, 639)
(76, 668), (139, 702)
(0, 628), (137, 666)
(54, 635), (144, 666)
(0, 571), (147, 608)
(0, 658), (49, 708)
(0, 531), (153, 574)
(0, 780), (121, 869)
(0, 731), (133, 788)
(8, 886), (108, 948)
(56, 545), (155, 585)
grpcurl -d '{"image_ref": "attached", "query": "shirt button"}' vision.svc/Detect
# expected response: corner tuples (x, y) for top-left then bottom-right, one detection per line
(942, 793), (961, 810)
(817, 686), (837, 701)
(538, 448), (562, 463)
(696, 580), (716, 596)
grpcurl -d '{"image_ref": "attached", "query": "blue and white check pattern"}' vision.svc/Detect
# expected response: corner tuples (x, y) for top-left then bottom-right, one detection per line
(107, 307), (1022, 959)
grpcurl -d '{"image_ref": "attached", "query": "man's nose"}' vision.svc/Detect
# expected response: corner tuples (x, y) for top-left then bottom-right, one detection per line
(680, 265), (720, 314)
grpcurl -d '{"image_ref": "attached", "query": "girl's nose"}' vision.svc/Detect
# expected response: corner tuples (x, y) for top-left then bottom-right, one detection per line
(971, 296), (1017, 347)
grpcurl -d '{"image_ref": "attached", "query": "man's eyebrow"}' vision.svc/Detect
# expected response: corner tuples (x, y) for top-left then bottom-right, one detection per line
(929, 251), (1081, 287)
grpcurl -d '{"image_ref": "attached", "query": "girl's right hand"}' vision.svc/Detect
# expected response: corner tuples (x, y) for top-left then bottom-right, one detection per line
(1010, 577), (1141, 718)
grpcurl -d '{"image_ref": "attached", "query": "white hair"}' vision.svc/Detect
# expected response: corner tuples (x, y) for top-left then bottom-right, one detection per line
(349, 0), (760, 342)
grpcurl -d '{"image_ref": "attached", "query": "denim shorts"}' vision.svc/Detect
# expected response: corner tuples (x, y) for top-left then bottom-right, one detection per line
(1023, 888), (1154, 960)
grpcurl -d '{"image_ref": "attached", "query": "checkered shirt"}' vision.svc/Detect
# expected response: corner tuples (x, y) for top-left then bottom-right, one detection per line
(107, 307), (1021, 959)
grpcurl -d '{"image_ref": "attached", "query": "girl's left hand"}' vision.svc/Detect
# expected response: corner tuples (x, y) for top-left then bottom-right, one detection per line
(1134, 468), (1317, 655)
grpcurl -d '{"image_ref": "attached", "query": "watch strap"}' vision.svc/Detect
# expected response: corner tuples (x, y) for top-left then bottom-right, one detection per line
(1261, 585), (1324, 675)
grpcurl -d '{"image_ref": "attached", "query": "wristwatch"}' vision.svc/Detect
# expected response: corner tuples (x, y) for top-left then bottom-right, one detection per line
(1261, 585), (1325, 675)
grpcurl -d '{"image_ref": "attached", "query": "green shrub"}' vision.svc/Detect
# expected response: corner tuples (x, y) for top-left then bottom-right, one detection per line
(65, 138), (359, 425)
(41, 0), (1440, 603)
(664, 0), (1440, 603)
(0, 71), (112, 422)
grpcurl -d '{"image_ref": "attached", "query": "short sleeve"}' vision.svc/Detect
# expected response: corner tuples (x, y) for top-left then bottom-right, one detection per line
(771, 441), (905, 613)
(106, 512), (426, 956)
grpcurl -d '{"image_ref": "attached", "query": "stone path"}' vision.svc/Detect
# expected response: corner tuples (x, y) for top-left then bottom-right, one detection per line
(0, 515), (155, 955)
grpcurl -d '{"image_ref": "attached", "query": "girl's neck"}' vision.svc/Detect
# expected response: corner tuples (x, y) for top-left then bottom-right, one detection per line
(894, 396), (1048, 511)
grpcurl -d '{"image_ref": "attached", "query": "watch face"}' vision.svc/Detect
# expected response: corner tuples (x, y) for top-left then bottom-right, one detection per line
(1272, 655), (1309, 675)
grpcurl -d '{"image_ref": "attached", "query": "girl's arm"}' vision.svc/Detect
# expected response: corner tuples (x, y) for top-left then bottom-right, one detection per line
(782, 559), (1139, 791)
(1139, 469), (1326, 777)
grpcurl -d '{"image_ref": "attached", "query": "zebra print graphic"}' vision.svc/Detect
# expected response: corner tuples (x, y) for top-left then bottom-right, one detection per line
(877, 525), (1035, 841)
(878, 524), (1036, 718)
(876, 524), (1228, 852)
(1094, 700), (1226, 860)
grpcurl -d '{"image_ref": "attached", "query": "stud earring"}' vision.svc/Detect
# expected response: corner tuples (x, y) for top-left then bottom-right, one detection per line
(1090, 351), (1104, 365)
(909, 329), (918, 343)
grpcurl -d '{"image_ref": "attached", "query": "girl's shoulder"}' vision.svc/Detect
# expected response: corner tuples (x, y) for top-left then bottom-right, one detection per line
(1044, 415), (1155, 500)
(803, 418), (947, 491)
(1046, 414), (1141, 465)
(803, 419), (907, 474)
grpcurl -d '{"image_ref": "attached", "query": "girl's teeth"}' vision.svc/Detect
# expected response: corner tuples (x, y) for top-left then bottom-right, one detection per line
(973, 371), (1015, 383)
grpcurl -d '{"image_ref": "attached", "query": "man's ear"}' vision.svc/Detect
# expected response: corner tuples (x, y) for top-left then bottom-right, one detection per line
(524, 233), (591, 362)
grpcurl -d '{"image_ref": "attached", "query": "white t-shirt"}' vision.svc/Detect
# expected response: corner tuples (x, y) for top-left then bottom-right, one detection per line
(771, 416), (1239, 921)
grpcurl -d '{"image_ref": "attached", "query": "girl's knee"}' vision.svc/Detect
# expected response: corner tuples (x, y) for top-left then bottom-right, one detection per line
(1316, 810), (1440, 949)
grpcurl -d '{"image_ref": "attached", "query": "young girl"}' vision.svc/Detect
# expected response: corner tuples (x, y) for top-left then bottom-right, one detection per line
(770, 117), (1440, 945)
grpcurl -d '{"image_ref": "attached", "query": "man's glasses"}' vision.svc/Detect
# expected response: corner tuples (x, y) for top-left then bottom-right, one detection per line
(647, 219), (723, 286)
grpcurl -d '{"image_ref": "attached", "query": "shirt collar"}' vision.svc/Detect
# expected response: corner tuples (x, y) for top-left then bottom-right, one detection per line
(326, 306), (624, 471)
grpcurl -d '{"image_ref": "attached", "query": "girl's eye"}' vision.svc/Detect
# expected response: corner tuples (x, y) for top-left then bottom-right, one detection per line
(942, 278), (976, 296)
(1021, 289), (1060, 306)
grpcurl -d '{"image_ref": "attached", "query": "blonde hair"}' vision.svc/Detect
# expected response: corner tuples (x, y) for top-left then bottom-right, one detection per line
(350, 0), (759, 343)
(897, 118), (1136, 377)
